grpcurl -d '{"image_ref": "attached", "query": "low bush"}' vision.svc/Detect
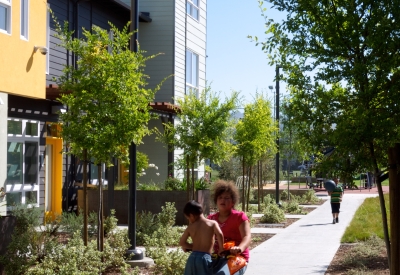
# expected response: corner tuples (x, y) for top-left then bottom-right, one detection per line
(144, 234), (188, 275)
(297, 190), (321, 204)
(164, 176), (185, 191)
(195, 177), (210, 190)
(280, 189), (289, 201)
(139, 202), (188, 274)
(0, 204), (59, 275)
(136, 211), (158, 246)
(260, 203), (285, 223)
(1, 205), (134, 275)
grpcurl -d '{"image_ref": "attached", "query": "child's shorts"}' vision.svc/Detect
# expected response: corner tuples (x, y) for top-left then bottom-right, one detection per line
(184, 251), (212, 275)
(331, 203), (341, 213)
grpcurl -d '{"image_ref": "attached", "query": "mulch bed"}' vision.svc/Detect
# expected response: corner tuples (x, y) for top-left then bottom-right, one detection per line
(325, 243), (390, 275)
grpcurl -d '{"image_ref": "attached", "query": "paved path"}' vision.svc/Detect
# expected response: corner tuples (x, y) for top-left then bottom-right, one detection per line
(247, 193), (379, 275)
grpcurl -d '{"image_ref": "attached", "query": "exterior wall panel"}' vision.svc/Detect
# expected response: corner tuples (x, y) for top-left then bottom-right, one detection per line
(139, 0), (175, 103)
(0, 0), (47, 99)
(137, 117), (169, 184)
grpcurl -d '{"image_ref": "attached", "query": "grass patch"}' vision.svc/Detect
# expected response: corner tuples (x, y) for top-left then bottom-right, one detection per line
(341, 194), (390, 243)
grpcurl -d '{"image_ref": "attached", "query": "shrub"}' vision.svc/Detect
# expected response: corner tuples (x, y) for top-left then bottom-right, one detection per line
(263, 194), (275, 207)
(299, 190), (321, 204)
(137, 182), (161, 190)
(88, 211), (98, 237)
(157, 202), (177, 228)
(104, 209), (118, 236)
(280, 189), (289, 201)
(164, 176), (185, 191)
(136, 210), (158, 246)
(260, 203), (285, 223)
(144, 234), (188, 275)
(59, 211), (83, 236)
(0, 204), (61, 275)
(282, 200), (305, 214)
(195, 177), (210, 190)
(25, 232), (104, 275)
(245, 211), (256, 228)
(139, 202), (187, 274)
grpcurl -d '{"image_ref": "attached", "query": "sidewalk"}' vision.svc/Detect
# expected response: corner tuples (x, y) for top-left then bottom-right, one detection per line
(247, 193), (379, 275)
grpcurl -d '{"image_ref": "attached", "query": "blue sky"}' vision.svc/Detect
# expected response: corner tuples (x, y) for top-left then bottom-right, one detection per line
(206, 1), (286, 106)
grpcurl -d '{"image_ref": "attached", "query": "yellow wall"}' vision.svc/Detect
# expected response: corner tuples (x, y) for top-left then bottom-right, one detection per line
(45, 137), (63, 219)
(0, 0), (47, 99)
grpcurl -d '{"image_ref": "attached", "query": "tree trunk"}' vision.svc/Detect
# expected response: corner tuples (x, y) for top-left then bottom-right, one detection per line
(186, 155), (190, 201)
(258, 161), (261, 212)
(242, 157), (245, 212)
(83, 149), (88, 246)
(261, 161), (264, 204)
(388, 144), (400, 274)
(246, 166), (251, 212)
(97, 164), (104, 252)
(375, 170), (391, 269)
(192, 161), (195, 201)
(369, 141), (391, 268)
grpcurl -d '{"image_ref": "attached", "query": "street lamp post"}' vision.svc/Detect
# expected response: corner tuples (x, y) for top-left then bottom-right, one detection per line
(275, 65), (282, 205)
(126, 0), (143, 260)
(268, 85), (275, 122)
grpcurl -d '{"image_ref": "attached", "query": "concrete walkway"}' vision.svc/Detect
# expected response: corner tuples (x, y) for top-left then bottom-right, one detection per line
(247, 193), (379, 275)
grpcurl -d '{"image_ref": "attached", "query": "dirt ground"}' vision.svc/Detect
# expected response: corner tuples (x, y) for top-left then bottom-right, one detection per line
(325, 244), (389, 275)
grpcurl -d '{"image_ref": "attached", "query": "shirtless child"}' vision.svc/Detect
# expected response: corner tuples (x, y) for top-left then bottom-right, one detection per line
(179, 200), (224, 275)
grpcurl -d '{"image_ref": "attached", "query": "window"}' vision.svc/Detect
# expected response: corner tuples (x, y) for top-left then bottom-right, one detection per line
(0, 0), (11, 34)
(20, 0), (28, 39)
(6, 118), (40, 207)
(186, 0), (199, 21)
(186, 49), (199, 96)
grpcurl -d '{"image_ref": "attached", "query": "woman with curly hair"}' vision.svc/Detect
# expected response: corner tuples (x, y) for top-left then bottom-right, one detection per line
(208, 180), (251, 275)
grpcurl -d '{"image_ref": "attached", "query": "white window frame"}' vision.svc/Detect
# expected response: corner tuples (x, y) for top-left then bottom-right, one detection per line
(6, 118), (40, 209)
(186, 0), (199, 21)
(0, 0), (12, 34)
(186, 49), (199, 96)
(20, 0), (28, 40)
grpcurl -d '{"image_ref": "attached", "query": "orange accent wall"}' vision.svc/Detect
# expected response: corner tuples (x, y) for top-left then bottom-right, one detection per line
(45, 137), (63, 217)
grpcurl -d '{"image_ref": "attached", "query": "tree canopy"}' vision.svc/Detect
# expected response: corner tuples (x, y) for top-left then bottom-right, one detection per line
(162, 88), (240, 167)
(55, 21), (161, 166)
(234, 95), (276, 166)
(252, 0), (400, 265)
(252, 0), (400, 176)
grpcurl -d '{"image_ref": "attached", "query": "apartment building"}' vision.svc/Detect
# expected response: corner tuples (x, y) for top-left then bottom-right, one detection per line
(0, 0), (48, 216)
(1, 0), (207, 216)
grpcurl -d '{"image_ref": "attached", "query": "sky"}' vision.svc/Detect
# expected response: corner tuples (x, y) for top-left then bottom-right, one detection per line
(206, 0), (286, 106)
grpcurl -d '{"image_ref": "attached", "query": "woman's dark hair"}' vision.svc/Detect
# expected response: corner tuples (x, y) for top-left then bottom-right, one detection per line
(211, 180), (240, 206)
(183, 200), (203, 217)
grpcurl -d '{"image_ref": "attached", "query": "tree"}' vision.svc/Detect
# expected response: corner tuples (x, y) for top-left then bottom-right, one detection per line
(234, 95), (276, 211)
(161, 88), (239, 200)
(253, 0), (400, 267)
(54, 20), (161, 249)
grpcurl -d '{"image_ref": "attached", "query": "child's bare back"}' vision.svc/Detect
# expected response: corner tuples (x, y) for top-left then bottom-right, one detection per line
(180, 201), (224, 275)
(185, 216), (221, 253)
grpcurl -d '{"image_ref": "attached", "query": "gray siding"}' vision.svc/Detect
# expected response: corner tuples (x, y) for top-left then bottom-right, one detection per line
(137, 117), (169, 185)
(173, 0), (186, 101)
(47, 0), (130, 86)
(139, 0), (175, 103)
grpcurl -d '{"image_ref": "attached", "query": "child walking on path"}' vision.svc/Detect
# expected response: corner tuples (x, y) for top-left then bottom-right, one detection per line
(180, 200), (224, 275)
(328, 177), (344, 224)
